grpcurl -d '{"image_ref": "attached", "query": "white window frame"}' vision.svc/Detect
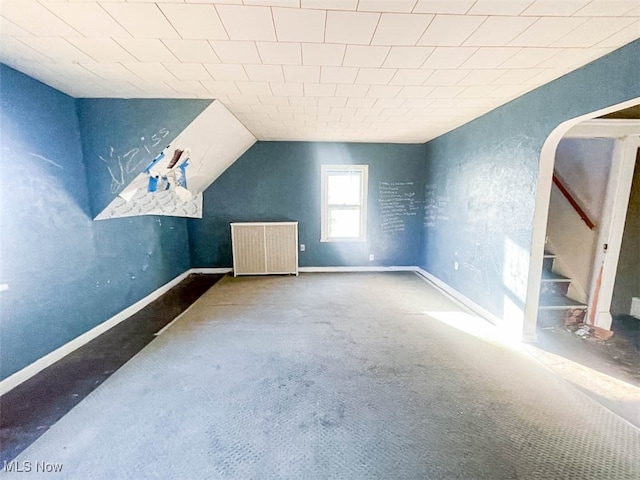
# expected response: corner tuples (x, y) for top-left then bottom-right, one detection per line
(320, 164), (368, 242)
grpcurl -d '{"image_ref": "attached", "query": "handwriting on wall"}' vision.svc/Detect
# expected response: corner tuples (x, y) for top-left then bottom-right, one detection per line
(378, 181), (420, 233)
(424, 184), (449, 228)
(99, 128), (170, 193)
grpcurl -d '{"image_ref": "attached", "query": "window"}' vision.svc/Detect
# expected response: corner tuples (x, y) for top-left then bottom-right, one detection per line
(321, 164), (368, 242)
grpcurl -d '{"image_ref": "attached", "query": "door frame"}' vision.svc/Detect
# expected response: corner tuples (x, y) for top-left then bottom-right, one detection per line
(563, 127), (640, 329)
(523, 98), (640, 342)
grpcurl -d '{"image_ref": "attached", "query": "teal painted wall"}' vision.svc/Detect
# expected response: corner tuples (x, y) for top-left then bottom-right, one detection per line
(77, 98), (211, 216)
(420, 40), (640, 321)
(2, 38), (639, 380)
(0, 65), (193, 380)
(188, 142), (426, 268)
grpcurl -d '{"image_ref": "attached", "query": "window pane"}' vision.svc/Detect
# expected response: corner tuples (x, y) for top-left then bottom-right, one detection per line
(327, 172), (361, 205)
(328, 208), (361, 238)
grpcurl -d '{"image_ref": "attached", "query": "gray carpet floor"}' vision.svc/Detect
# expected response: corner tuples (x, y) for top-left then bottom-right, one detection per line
(6, 273), (640, 479)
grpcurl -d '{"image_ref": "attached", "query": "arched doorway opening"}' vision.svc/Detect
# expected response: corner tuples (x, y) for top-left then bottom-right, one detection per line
(524, 98), (640, 341)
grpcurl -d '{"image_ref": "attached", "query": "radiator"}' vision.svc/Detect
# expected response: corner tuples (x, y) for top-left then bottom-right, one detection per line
(231, 222), (298, 276)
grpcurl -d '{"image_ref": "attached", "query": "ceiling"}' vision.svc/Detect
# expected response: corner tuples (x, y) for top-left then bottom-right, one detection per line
(1, 1), (639, 143)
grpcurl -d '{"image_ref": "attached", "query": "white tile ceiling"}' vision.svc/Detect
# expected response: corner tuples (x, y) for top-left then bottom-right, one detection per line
(1, 1), (639, 143)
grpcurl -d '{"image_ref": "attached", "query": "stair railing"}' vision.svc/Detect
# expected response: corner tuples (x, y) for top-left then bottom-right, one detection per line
(552, 173), (596, 230)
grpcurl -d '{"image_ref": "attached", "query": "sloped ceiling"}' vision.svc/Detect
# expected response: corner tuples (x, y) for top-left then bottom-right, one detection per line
(96, 100), (256, 219)
(1, 1), (639, 143)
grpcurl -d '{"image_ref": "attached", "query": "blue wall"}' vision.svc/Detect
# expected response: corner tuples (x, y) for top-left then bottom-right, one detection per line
(2, 38), (638, 380)
(77, 98), (211, 216)
(189, 142), (426, 268)
(0, 66), (193, 379)
(420, 40), (640, 321)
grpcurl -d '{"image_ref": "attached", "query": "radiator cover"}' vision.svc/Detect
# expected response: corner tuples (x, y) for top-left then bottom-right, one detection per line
(231, 222), (298, 276)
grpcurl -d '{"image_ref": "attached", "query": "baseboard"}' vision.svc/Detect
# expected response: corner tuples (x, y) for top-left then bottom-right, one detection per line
(413, 268), (504, 328)
(0, 268), (227, 396)
(301, 266), (509, 337)
(190, 268), (233, 274)
(1, 265), (501, 395)
(299, 266), (418, 273)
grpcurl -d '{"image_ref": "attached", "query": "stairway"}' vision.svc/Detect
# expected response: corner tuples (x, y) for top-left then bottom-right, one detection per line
(538, 252), (588, 327)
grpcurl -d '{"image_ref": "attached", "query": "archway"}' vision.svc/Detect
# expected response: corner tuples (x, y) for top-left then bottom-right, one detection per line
(524, 97), (640, 341)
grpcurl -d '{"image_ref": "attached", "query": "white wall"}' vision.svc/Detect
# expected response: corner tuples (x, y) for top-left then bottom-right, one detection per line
(546, 138), (614, 302)
(554, 138), (614, 222)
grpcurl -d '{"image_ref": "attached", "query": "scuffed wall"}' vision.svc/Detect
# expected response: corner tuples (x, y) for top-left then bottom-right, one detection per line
(76, 98), (211, 217)
(0, 65), (191, 380)
(188, 142), (426, 268)
(420, 40), (640, 326)
(95, 101), (256, 220)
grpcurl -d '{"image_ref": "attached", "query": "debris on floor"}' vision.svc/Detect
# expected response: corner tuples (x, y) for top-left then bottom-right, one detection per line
(535, 314), (640, 416)
(564, 309), (587, 326)
(567, 323), (615, 342)
(591, 325), (615, 341)
(574, 325), (590, 338)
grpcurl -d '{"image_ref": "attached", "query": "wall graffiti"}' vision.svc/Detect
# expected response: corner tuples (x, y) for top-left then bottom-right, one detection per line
(423, 184), (449, 228)
(378, 181), (420, 234)
(99, 128), (170, 194)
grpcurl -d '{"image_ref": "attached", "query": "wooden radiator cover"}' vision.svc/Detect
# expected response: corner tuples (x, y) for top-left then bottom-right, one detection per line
(231, 222), (298, 276)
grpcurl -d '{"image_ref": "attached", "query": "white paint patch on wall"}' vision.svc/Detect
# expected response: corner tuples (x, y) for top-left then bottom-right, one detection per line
(169, 100), (257, 195)
(95, 100), (256, 220)
(95, 190), (203, 219)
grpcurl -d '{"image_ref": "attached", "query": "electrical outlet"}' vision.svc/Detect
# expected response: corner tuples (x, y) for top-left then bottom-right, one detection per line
(454, 261), (459, 271)
(300, 244), (305, 252)
(369, 254), (375, 261)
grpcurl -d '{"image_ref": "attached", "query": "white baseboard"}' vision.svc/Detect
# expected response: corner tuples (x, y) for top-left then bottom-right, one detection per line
(299, 266), (418, 273)
(303, 266), (513, 339)
(190, 268), (233, 274)
(0, 268), (232, 396)
(1, 265), (502, 396)
(413, 268), (504, 327)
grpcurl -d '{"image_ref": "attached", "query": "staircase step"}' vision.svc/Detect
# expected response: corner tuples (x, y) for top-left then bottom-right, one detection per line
(538, 250), (587, 327)
(538, 293), (587, 327)
(541, 270), (571, 281)
(539, 293), (587, 310)
(541, 270), (571, 296)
